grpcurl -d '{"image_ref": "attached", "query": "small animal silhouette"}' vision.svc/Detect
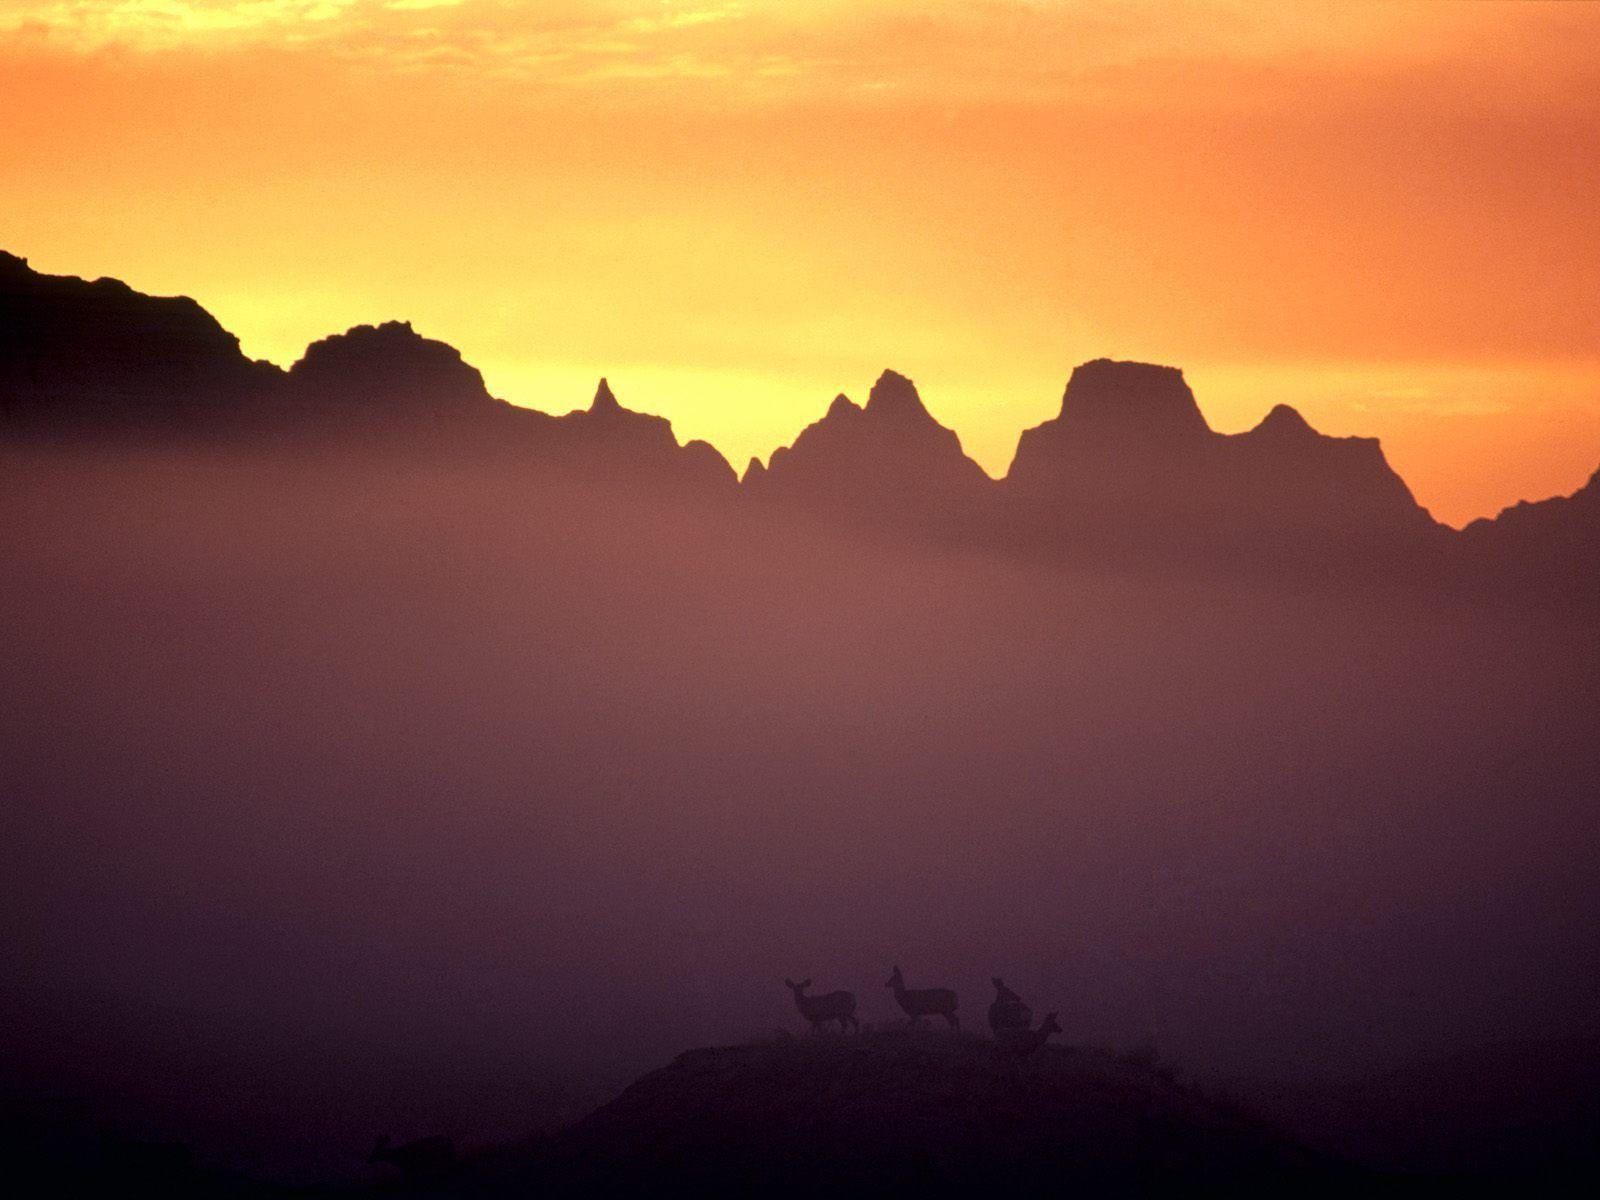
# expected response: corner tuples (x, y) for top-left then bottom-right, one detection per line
(996, 1011), (1062, 1055)
(369, 1134), (456, 1182)
(886, 965), (959, 1029)
(988, 976), (1033, 1035)
(785, 978), (859, 1032)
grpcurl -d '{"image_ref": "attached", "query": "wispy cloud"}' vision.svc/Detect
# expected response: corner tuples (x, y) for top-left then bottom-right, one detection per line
(620, 4), (741, 35)
(2, 1), (776, 90)
(0, 1), (365, 49)
(4, 0), (1597, 108)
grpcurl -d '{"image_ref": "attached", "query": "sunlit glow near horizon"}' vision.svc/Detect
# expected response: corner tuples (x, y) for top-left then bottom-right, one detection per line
(4, 0), (1598, 524)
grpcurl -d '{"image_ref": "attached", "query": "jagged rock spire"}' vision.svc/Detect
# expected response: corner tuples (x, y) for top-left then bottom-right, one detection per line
(592, 377), (621, 413)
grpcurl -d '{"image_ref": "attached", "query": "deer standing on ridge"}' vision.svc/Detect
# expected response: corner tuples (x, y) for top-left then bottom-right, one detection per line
(886, 965), (959, 1029)
(988, 977), (1032, 1035)
(785, 978), (859, 1032)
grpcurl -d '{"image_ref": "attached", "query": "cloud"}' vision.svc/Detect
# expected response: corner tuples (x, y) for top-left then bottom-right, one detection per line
(5, 0), (1595, 115)
(620, 4), (743, 35)
(0, 1), (364, 50)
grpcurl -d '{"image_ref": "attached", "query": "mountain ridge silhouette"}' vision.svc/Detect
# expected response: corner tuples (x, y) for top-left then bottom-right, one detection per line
(2, 250), (1593, 596)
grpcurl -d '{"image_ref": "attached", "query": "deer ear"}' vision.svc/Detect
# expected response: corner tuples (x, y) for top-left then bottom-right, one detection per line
(784, 979), (795, 988)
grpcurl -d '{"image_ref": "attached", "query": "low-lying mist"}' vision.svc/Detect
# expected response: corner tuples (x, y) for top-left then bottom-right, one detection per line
(3, 446), (1597, 1182)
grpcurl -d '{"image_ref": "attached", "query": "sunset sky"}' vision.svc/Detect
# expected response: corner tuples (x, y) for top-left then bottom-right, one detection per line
(3, 0), (1597, 525)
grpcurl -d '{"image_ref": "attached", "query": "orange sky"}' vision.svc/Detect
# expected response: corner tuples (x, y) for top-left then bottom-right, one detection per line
(2, 0), (1597, 525)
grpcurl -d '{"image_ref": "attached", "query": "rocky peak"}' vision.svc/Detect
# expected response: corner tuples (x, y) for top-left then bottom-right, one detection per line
(560, 378), (669, 433)
(755, 372), (992, 531)
(1057, 358), (1213, 447)
(1251, 403), (1317, 440)
(863, 369), (933, 424)
(544, 377), (735, 492)
(591, 377), (621, 415)
(0, 249), (276, 425)
(286, 321), (494, 413)
(824, 393), (860, 421)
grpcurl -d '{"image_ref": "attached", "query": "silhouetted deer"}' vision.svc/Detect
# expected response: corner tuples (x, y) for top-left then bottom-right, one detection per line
(988, 976), (1032, 1035)
(886, 965), (959, 1028)
(785, 978), (859, 1032)
(369, 1134), (456, 1183)
(996, 1011), (1061, 1055)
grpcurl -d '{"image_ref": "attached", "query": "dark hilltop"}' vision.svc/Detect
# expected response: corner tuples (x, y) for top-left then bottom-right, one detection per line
(498, 1028), (1349, 1198)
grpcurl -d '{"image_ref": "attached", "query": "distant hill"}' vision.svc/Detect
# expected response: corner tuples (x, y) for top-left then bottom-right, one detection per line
(0, 250), (278, 429)
(0, 252), (735, 492)
(494, 1030), (1352, 1197)
(748, 370), (998, 539)
(282, 320), (502, 426)
(1458, 467), (1600, 606)
(1004, 359), (1444, 572)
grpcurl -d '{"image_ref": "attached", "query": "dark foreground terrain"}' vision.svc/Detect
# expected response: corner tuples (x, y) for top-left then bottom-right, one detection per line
(3, 1029), (1349, 1198)
(11, 1026), (1600, 1197)
(495, 1028), (1347, 1197)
